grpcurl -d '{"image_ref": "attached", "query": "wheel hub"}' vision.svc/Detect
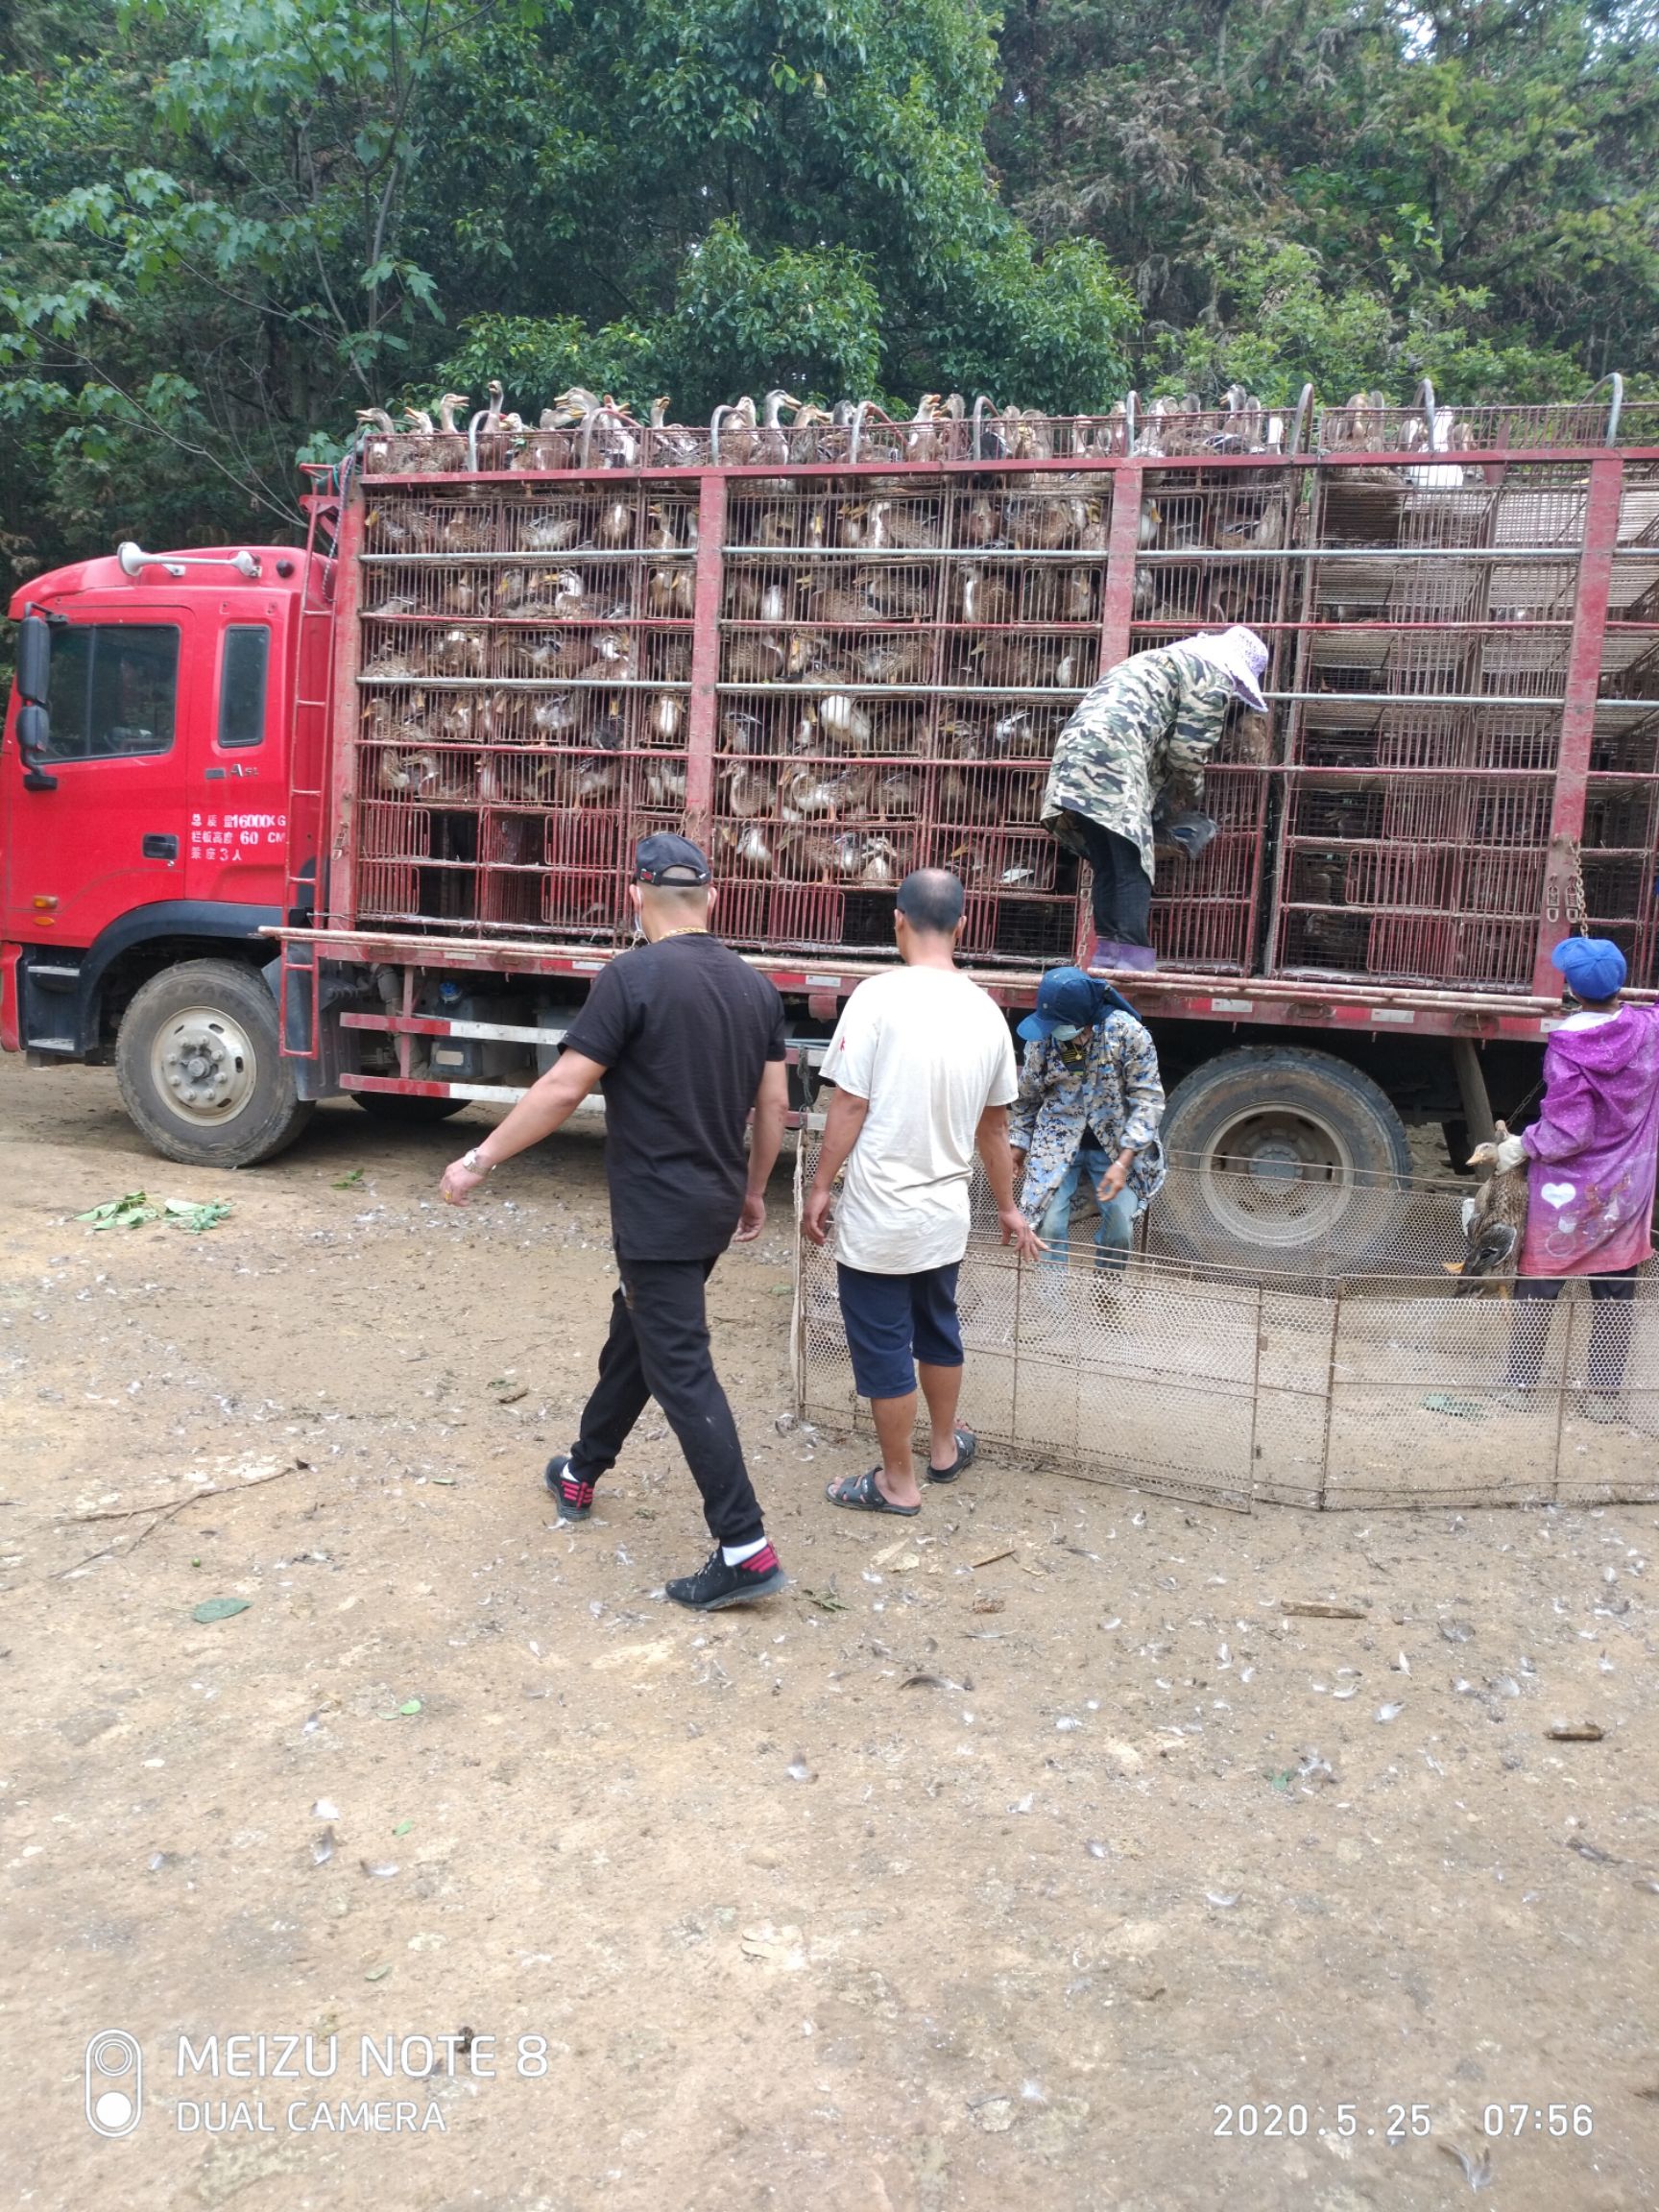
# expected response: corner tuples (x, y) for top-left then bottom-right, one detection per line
(152, 1007), (258, 1124)
(1199, 1107), (1354, 1247)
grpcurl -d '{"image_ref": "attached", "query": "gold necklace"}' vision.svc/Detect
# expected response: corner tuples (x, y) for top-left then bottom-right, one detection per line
(653, 926), (709, 942)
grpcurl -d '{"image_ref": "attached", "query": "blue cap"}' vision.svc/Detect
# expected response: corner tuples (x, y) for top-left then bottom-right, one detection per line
(1552, 935), (1626, 1001)
(1018, 967), (1104, 1042)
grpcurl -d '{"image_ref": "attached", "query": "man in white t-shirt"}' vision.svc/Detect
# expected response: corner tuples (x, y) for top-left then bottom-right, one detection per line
(803, 869), (1043, 1514)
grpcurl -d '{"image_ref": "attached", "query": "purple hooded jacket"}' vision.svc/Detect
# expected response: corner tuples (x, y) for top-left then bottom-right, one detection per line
(1521, 1004), (1659, 1276)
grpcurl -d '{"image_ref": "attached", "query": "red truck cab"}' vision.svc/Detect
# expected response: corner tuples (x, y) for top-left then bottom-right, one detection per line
(3, 541), (325, 1161)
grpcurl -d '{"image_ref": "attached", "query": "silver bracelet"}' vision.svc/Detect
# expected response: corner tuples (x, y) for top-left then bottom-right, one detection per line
(461, 1147), (495, 1175)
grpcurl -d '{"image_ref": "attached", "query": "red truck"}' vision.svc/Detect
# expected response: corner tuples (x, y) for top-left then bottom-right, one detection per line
(5, 384), (1656, 1263)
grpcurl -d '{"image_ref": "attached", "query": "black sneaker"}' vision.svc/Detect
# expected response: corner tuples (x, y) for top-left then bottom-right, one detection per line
(542, 1455), (595, 1522)
(665, 1542), (786, 1611)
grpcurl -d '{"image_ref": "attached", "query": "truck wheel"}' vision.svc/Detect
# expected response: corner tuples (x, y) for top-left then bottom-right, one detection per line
(115, 960), (314, 1168)
(352, 1094), (469, 1124)
(1155, 1046), (1410, 1267)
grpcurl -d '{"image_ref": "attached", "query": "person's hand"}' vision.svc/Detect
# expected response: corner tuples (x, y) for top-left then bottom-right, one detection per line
(1010, 1147), (1027, 1175)
(440, 1158), (488, 1207)
(733, 1191), (766, 1242)
(1494, 1132), (1527, 1173)
(802, 1186), (834, 1246)
(998, 1206), (1046, 1262)
(1096, 1157), (1129, 1204)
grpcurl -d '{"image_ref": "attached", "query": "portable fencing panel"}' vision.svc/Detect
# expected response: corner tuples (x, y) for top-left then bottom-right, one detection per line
(792, 1136), (1659, 1512)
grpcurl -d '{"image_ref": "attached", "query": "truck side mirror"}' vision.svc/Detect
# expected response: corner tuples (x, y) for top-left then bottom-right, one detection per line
(16, 702), (58, 791)
(16, 613), (51, 705)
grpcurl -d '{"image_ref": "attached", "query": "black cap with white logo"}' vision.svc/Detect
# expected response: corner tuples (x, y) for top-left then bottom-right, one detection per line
(634, 832), (712, 885)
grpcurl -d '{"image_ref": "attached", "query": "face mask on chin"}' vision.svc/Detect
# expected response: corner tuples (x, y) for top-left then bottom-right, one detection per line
(1049, 1022), (1083, 1043)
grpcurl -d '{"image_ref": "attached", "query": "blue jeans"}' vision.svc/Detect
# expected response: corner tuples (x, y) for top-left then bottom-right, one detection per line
(1036, 1142), (1138, 1277)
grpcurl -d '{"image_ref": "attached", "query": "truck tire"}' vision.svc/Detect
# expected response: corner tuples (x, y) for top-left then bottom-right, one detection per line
(115, 959), (314, 1168)
(352, 1094), (469, 1124)
(1155, 1046), (1411, 1268)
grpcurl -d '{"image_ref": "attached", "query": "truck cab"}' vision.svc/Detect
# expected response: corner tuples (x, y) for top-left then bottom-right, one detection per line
(3, 541), (326, 1164)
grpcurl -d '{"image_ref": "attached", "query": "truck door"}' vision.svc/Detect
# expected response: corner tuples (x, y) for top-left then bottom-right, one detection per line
(184, 608), (289, 909)
(2, 609), (196, 949)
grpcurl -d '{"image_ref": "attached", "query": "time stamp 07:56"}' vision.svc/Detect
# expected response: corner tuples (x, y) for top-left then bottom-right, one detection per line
(1214, 2103), (1595, 2143)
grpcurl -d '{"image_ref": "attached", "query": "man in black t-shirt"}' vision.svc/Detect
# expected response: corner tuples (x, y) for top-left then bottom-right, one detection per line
(439, 835), (790, 1610)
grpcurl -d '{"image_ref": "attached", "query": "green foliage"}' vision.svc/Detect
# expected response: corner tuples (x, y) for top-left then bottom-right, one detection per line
(0, 0), (1653, 582)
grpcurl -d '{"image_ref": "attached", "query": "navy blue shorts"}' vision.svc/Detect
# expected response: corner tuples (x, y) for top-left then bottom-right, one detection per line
(836, 1262), (964, 1401)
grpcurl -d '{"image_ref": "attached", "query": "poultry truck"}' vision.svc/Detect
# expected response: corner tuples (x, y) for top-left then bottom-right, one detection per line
(4, 380), (1657, 1265)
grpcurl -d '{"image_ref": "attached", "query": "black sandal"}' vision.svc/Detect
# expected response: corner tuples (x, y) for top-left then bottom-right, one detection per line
(825, 1467), (920, 1516)
(926, 1427), (978, 1484)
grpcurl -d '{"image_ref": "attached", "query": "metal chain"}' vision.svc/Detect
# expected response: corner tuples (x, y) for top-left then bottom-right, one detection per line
(1566, 836), (1589, 935)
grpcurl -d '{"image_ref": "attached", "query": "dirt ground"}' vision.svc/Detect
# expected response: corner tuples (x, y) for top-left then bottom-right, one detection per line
(5, 1053), (1659, 2212)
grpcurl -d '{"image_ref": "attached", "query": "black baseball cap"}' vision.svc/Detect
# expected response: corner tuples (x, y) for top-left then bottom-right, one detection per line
(634, 832), (711, 885)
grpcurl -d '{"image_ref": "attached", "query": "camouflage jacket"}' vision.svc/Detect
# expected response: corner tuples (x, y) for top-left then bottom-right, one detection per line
(1040, 645), (1234, 881)
(1008, 1013), (1166, 1220)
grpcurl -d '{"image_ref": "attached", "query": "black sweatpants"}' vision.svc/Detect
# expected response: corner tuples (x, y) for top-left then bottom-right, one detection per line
(568, 1254), (764, 1546)
(1504, 1264), (1639, 1391)
(1074, 817), (1153, 947)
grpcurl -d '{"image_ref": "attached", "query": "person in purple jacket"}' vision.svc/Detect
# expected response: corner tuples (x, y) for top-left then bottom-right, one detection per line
(1501, 936), (1659, 1419)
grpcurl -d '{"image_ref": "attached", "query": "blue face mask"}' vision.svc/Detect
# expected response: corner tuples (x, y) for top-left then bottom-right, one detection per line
(1049, 1022), (1083, 1043)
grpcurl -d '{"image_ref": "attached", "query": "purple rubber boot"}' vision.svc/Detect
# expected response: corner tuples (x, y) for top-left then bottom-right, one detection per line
(1091, 937), (1159, 974)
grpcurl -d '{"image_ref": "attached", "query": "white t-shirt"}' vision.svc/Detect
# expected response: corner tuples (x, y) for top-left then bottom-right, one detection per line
(824, 966), (1020, 1274)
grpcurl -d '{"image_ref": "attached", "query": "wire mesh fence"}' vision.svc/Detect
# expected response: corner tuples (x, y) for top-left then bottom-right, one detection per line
(792, 1131), (1659, 1512)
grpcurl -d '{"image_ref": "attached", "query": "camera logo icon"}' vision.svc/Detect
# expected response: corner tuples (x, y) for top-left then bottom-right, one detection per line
(84, 2031), (143, 2136)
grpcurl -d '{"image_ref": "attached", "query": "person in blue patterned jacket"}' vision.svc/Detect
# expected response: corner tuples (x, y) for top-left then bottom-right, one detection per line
(1008, 967), (1166, 1283)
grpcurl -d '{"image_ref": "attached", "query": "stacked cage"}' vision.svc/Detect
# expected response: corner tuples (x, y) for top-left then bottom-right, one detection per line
(1268, 460), (1590, 988)
(1585, 461), (1659, 986)
(1126, 421), (1303, 971)
(709, 471), (1109, 962)
(349, 478), (697, 938)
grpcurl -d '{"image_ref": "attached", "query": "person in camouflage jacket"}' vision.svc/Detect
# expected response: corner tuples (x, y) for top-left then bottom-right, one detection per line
(1008, 968), (1166, 1279)
(1041, 627), (1270, 971)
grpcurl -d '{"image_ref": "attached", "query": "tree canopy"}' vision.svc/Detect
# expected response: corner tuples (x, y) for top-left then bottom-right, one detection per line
(2, 0), (1654, 577)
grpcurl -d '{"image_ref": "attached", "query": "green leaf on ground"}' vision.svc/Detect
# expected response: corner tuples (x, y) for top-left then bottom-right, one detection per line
(165, 1198), (232, 1233)
(192, 1596), (252, 1623)
(397, 1698), (422, 1716)
(332, 1167), (366, 1189)
(802, 1587), (851, 1613)
(78, 1191), (161, 1230)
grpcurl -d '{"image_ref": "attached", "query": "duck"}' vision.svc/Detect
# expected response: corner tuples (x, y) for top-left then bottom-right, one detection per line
(716, 709), (768, 757)
(754, 390), (803, 469)
(1452, 1121), (1529, 1293)
(429, 627), (487, 677)
(637, 757), (688, 809)
(355, 407), (399, 470)
(806, 577), (875, 625)
(649, 557), (695, 615)
(715, 396), (759, 466)
(724, 633), (788, 683)
(957, 565), (1013, 624)
(1004, 486), (1093, 549)
(438, 508), (493, 554)
(817, 692), (874, 749)
(363, 692), (431, 748)
(521, 503), (585, 552)
(722, 762), (778, 818)
(648, 397), (702, 468)
(641, 689), (681, 743)
(955, 493), (1003, 548)
(530, 691), (591, 742)
(857, 636), (931, 685)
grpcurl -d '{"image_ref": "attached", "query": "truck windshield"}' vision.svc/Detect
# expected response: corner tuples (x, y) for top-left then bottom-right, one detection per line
(45, 624), (180, 761)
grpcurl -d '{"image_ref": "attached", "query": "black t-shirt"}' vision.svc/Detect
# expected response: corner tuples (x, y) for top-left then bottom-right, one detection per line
(560, 933), (787, 1261)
